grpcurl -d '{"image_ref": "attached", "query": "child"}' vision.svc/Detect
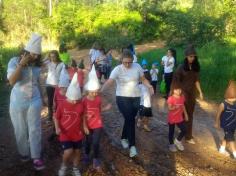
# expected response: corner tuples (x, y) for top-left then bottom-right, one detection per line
(48, 68), (70, 142)
(167, 81), (188, 152)
(137, 72), (153, 132)
(215, 80), (236, 159)
(54, 73), (86, 176)
(141, 58), (149, 74)
(150, 62), (159, 94)
(67, 59), (85, 92)
(59, 43), (72, 66)
(83, 65), (111, 171)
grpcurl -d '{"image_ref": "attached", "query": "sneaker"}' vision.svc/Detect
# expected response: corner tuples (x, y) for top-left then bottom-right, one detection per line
(58, 165), (67, 176)
(93, 159), (101, 171)
(129, 146), (138, 157)
(73, 167), (81, 176)
(186, 138), (196, 144)
(121, 139), (129, 149)
(233, 152), (236, 159)
(20, 155), (30, 162)
(174, 139), (184, 151)
(143, 125), (151, 132)
(33, 159), (45, 171)
(169, 144), (177, 152)
(219, 148), (230, 157)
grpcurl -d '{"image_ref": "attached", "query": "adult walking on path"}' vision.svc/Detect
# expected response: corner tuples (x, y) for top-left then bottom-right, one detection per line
(101, 49), (153, 157)
(7, 33), (45, 170)
(161, 48), (176, 98)
(172, 45), (204, 144)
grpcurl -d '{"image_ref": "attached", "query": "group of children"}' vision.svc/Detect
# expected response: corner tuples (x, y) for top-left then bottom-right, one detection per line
(45, 50), (111, 176)
(44, 48), (236, 176)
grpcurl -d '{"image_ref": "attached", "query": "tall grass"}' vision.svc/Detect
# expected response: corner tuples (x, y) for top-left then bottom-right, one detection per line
(137, 42), (236, 102)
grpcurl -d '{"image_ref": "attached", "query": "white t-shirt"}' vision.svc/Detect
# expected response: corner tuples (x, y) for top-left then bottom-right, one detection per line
(45, 61), (64, 86)
(89, 49), (101, 64)
(139, 84), (151, 108)
(109, 63), (144, 97)
(162, 56), (175, 73)
(150, 68), (159, 81)
(133, 54), (138, 63)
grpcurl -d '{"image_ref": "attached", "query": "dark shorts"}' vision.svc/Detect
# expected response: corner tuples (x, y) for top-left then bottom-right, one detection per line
(224, 129), (235, 142)
(139, 105), (152, 117)
(61, 141), (83, 150)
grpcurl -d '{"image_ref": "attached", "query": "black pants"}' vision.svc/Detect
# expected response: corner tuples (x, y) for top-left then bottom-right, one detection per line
(85, 127), (102, 159)
(116, 96), (140, 147)
(46, 86), (55, 120)
(151, 81), (158, 94)
(164, 72), (173, 97)
(168, 121), (186, 144)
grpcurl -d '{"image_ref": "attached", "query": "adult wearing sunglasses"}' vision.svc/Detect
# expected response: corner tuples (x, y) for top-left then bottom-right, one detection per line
(101, 49), (153, 157)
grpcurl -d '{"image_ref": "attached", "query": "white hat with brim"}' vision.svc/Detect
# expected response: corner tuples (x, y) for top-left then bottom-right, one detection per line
(85, 64), (100, 91)
(66, 73), (81, 100)
(24, 33), (42, 54)
(58, 67), (70, 88)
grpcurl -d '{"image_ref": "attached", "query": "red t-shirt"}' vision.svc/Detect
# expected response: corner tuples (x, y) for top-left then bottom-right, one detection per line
(167, 95), (185, 124)
(67, 67), (84, 87)
(53, 87), (66, 116)
(56, 99), (84, 142)
(83, 96), (103, 129)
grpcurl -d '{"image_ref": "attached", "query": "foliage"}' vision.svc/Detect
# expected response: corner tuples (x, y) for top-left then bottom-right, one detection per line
(138, 41), (236, 101)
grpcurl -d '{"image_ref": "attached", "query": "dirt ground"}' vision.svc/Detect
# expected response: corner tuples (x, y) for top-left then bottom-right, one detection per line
(0, 42), (235, 176)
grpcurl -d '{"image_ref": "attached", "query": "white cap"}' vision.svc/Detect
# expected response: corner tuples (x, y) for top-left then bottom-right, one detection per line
(58, 67), (70, 88)
(24, 33), (42, 54)
(85, 64), (100, 91)
(66, 73), (81, 100)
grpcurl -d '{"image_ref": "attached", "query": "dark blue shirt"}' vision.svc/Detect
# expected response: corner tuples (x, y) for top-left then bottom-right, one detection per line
(220, 101), (236, 130)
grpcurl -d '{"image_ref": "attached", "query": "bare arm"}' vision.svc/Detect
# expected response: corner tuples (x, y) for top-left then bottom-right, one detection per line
(195, 81), (204, 100)
(83, 115), (89, 135)
(140, 75), (154, 95)
(100, 78), (115, 93)
(183, 105), (189, 121)
(8, 54), (31, 86)
(168, 104), (176, 111)
(215, 103), (224, 129)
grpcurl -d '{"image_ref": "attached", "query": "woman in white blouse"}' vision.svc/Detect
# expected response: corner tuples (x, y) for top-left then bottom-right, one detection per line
(101, 49), (153, 157)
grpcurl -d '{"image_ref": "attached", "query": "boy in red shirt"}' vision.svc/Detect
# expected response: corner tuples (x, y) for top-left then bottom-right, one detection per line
(167, 81), (188, 152)
(54, 73), (86, 176)
(48, 68), (70, 142)
(83, 65), (111, 171)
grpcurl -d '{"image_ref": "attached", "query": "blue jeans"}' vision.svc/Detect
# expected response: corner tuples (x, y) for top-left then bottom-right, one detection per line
(116, 96), (140, 147)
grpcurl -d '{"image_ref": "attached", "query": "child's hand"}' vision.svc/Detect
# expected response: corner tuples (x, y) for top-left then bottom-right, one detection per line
(185, 116), (189, 122)
(55, 127), (61, 135)
(84, 126), (90, 135)
(214, 122), (220, 129)
(102, 103), (112, 111)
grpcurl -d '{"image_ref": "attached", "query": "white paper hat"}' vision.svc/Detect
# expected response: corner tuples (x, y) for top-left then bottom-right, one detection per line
(58, 67), (70, 88)
(66, 73), (81, 100)
(85, 64), (100, 91)
(24, 33), (42, 54)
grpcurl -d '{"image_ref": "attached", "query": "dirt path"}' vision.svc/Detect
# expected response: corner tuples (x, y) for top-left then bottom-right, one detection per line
(0, 41), (235, 176)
